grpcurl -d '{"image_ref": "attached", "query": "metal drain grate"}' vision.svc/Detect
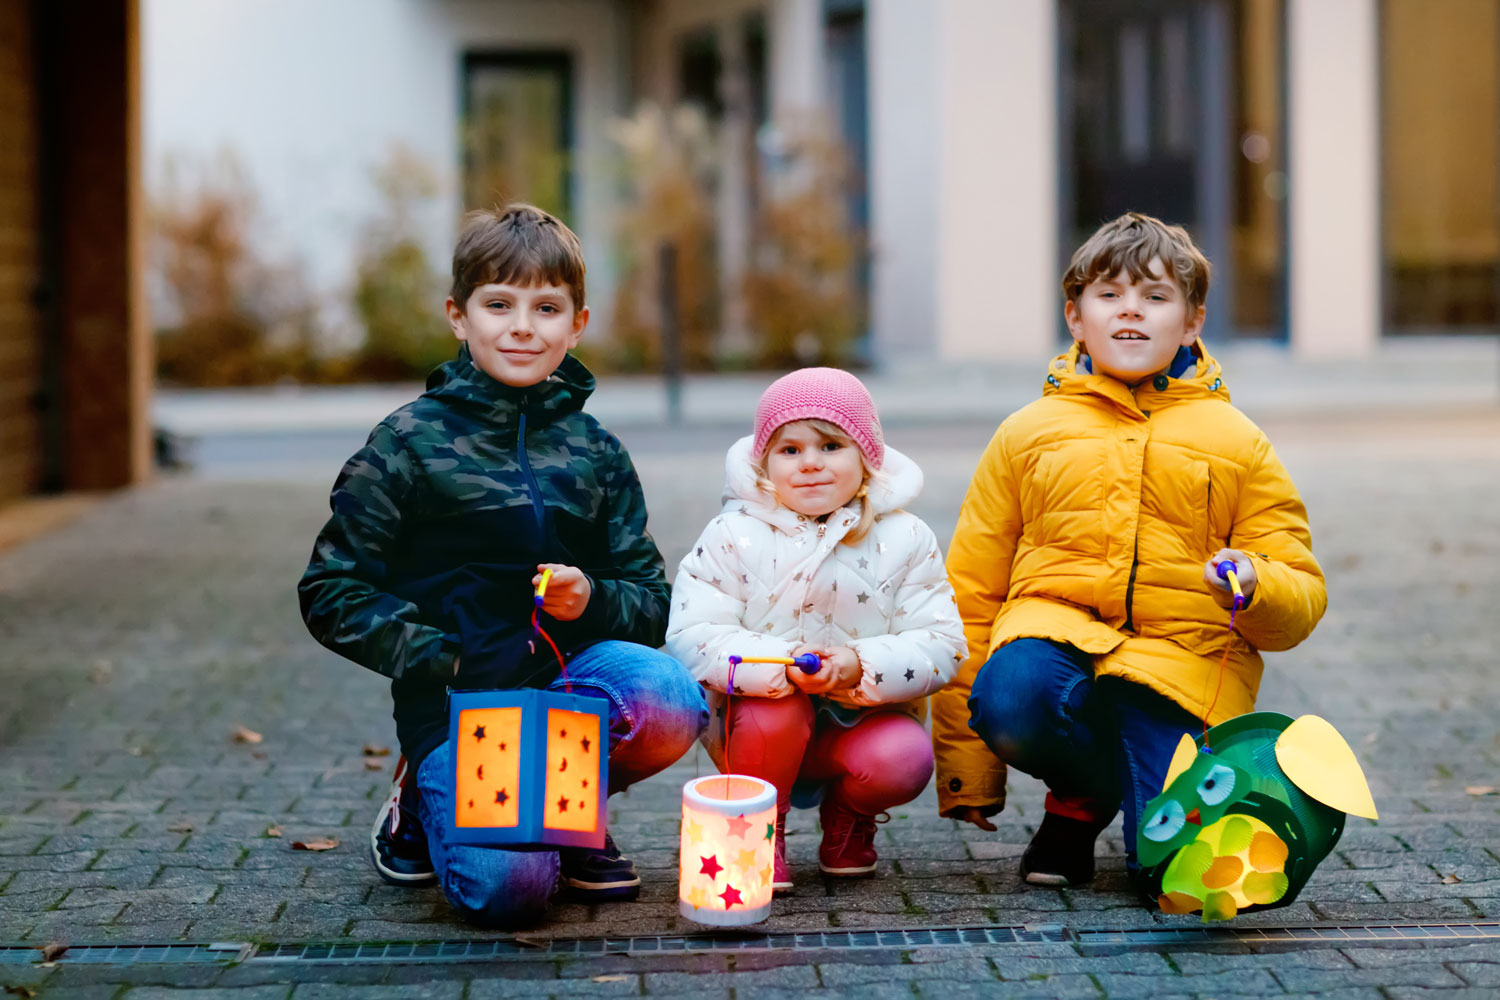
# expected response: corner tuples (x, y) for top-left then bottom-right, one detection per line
(3, 922), (1496, 966)
(0, 942), (249, 966)
(1076, 922), (1500, 953)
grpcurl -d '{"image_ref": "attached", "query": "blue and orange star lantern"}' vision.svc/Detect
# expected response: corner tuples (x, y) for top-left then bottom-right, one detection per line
(446, 568), (609, 850)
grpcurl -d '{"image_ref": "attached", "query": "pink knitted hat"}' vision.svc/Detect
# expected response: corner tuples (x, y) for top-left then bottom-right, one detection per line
(752, 367), (885, 469)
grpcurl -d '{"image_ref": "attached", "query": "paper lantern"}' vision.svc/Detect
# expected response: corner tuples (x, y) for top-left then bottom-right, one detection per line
(1137, 712), (1378, 921)
(447, 688), (608, 850)
(678, 774), (776, 926)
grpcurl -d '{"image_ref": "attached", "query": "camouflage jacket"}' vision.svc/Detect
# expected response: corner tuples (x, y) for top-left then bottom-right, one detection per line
(298, 348), (670, 766)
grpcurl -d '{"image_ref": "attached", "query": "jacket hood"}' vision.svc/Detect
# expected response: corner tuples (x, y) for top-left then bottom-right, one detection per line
(721, 434), (923, 528)
(422, 345), (595, 418)
(1042, 340), (1230, 414)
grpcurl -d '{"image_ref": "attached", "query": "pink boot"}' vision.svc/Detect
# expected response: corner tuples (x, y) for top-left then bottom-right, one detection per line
(772, 808), (793, 893)
(818, 795), (880, 876)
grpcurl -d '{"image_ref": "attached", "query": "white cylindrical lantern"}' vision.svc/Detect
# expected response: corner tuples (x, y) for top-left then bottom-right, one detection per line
(678, 775), (776, 926)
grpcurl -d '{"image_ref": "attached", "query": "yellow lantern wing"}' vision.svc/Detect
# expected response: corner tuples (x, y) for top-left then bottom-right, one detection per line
(1161, 733), (1200, 793)
(1274, 715), (1379, 820)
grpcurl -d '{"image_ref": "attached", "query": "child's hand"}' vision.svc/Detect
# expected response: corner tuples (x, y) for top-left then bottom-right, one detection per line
(534, 564), (592, 621)
(952, 806), (997, 831)
(787, 645), (861, 695)
(1203, 548), (1258, 605)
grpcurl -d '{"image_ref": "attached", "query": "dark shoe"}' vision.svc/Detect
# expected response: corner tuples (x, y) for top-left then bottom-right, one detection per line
(559, 831), (641, 902)
(370, 755), (436, 887)
(1019, 811), (1104, 887)
(818, 797), (882, 876)
(772, 808), (793, 893)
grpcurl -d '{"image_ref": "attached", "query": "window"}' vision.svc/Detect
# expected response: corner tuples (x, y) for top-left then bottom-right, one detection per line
(462, 52), (573, 218)
(1381, 0), (1499, 334)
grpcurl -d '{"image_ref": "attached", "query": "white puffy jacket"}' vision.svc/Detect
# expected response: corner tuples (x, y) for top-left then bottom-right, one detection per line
(666, 436), (966, 744)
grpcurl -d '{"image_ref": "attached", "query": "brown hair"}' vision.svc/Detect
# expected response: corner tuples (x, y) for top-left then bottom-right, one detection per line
(449, 203), (586, 311)
(755, 418), (884, 545)
(1062, 212), (1211, 311)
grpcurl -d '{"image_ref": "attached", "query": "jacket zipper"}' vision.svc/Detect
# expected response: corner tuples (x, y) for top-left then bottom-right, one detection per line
(1122, 536), (1140, 633)
(516, 400), (547, 535)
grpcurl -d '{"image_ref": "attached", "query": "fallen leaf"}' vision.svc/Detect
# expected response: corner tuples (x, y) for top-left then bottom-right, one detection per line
(6, 985), (38, 998)
(126, 745), (146, 757)
(592, 975), (629, 983)
(1465, 786), (1498, 796)
(38, 942), (67, 962)
(167, 821), (194, 833)
(291, 838), (339, 852)
(364, 759), (385, 771)
(251, 750), (268, 760)
(232, 726), (263, 745)
(88, 659), (113, 684)
(362, 743), (391, 757)
(265, 825), (282, 838)
(1442, 873), (1463, 884)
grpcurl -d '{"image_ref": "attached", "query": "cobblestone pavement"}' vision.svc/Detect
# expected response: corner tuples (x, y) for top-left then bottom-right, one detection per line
(2, 408), (1499, 997)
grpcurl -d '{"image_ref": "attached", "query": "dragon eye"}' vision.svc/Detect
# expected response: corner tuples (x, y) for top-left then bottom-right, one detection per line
(1196, 764), (1237, 806)
(1142, 799), (1187, 842)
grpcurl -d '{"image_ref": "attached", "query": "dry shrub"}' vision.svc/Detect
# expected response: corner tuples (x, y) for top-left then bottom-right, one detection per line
(151, 152), (321, 386)
(607, 103), (721, 371)
(350, 146), (454, 380)
(744, 119), (865, 368)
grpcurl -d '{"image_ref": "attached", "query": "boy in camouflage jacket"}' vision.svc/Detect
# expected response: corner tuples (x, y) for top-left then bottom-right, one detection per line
(299, 204), (707, 927)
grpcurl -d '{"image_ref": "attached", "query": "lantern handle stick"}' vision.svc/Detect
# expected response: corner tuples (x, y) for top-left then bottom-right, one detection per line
(1214, 559), (1245, 610)
(534, 567), (554, 608)
(727, 654), (821, 673)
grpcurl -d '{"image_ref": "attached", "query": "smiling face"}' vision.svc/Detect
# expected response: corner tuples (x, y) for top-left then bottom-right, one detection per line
(763, 420), (867, 518)
(1065, 256), (1204, 385)
(446, 280), (588, 387)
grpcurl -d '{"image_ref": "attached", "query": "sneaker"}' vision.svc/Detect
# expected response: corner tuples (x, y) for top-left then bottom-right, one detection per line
(771, 808), (793, 893)
(817, 797), (882, 876)
(369, 755), (436, 887)
(559, 831), (641, 902)
(1019, 811), (1104, 887)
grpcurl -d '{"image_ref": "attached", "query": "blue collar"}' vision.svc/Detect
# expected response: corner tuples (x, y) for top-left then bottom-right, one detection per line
(1079, 345), (1195, 380)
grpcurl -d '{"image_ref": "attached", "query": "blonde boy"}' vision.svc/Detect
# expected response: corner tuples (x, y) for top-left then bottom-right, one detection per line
(933, 212), (1326, 889)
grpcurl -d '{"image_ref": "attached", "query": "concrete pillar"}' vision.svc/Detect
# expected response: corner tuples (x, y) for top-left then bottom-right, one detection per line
(935, 0), (1057, 361)
(866, 0), (941, 364)
(770, 0), (823, 118)
(1287, 0), (1380, 356)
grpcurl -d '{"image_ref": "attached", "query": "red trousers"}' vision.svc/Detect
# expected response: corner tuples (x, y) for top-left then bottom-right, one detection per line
(711, 690), (934, 815)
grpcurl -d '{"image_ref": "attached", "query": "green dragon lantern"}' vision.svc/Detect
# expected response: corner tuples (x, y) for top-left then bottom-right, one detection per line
(1136, 712), (1378, 921)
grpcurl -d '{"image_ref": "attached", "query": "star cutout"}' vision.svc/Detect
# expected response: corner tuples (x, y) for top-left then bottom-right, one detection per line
(700, 854), (723, 879)
(582, 779), (589, 788)
(735, 848), (759, 872)
(905, 668), (916, 681)
(495, 789), (509, 805)
(556, 795), (569, 812)
(683, 818), (704, 842)
(719, 884), (743, 909)
(473, 724), (486, 741)
(499, 742), (507, 751)
(580, 736), (591, 753)
(468, 799), (474, 808)
(559, 728), (567, 739)
(765, 822), (775, 842)
(725, 813), (753, 838)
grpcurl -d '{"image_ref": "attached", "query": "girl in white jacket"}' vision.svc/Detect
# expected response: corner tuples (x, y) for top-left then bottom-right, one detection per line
(666, 368), (966, 891)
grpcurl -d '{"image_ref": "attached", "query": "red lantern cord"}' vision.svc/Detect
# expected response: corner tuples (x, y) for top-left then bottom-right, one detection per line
(532, 568), (570, 693)
(1202, 560), (1246, 749)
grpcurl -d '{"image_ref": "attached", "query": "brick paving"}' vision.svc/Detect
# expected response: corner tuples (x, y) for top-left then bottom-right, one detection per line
(1, 406), (1499, 996)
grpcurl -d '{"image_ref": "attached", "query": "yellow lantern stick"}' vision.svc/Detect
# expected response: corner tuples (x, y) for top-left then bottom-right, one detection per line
(534, 567), (554, 607)
(726, 653), (821, 673)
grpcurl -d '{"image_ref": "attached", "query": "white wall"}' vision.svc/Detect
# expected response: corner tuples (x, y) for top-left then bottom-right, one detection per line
(935, 0), (1057, 361)
(1287, 0), (1380, 356)
(144, 0), (624, 346)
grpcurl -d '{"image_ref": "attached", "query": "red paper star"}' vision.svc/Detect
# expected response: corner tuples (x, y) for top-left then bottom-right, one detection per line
(472, 725), (486, 741)
(700, 854), (723, 879)
(725, 813), (752, 838)
(556, 795), (569, 813)
(581, 736), (591, 753)
(719, 884), (742, 908)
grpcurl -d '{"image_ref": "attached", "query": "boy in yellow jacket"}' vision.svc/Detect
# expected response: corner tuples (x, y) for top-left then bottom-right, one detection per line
(934, 212), (1325, 889)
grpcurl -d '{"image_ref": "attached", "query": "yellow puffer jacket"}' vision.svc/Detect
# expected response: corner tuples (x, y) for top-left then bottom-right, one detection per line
(933, 342), (1326, 818)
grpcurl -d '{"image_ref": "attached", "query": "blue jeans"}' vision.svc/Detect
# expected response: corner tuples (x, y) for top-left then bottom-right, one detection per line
(415, 640), (708, 926)
(967, 638), (1200, 868)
